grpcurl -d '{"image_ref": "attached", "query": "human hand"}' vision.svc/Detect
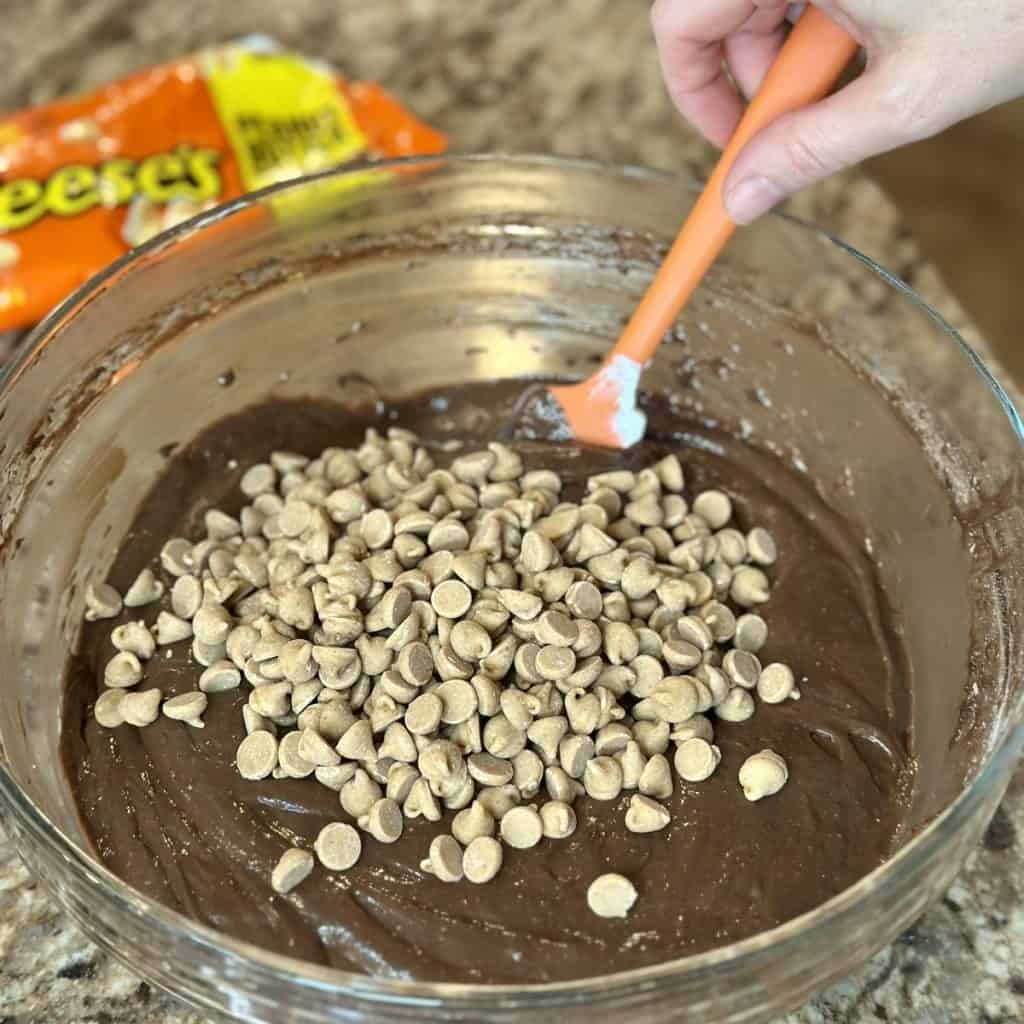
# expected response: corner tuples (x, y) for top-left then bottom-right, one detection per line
(651, 1), (1024, 222)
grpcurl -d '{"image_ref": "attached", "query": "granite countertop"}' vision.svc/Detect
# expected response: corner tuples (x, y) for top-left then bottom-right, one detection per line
(1, 1), (1021, 1021)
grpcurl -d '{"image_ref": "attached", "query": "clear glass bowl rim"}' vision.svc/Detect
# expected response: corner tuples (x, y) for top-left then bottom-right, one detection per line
(1, 152), (1022, 1005)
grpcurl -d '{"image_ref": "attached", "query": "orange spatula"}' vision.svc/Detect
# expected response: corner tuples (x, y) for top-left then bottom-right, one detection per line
(548, 7), (858, 448)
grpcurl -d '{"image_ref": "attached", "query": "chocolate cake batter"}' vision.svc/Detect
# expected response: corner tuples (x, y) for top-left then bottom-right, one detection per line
(62, 382), (914, 983)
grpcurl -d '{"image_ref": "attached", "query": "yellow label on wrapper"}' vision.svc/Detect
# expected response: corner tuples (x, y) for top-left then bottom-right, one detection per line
(203, 46), (369, 192)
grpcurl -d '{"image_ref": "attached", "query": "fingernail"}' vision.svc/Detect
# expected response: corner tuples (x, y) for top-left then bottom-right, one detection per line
(724, 177), (784, 225)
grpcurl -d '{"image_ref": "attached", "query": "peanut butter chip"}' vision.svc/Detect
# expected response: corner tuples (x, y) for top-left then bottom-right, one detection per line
(535, 645), (576, 681)
(629, 654), (664, 698)
(545, 766), (579, 802)
(199, 660), (241, 693)
(733, 613), (768, 652)
(337, 719), (378, 761)
(723, 649), (761, 689)
(315, 822), (362, 871)
(315, 647), (362, 690)
(237, 733), (280, 780)
(428, 835), (464, 882)
(366, 586), (411, 632)
(528, 606), (577, 647)
(205, 508), (241, 540)
(379, 722), (418, 763)
(583, 756), (624, 800)
(589, 470), (635, 493)
(575, 523), (616, 561)
(468, 753), (514, 787)
(594, 722), (632, 756)
(587, 873), (638, 918)
(565, 580), (602, 620)
(638, 753), (674, 797)
(617, 741), (647, 789)
(428, 518), (470, 552)
(249, 682), (291, 719)
(449, 619), (493, 662)
(104, 651), (143, 689)
(342, 769), (383, 818)
(278, 731), (315, 778)
(240, 463), (276, 497)
(452, 551), (487, 590)
(632, 720), (670, 757)
(730, 566), (771, 607)
(405, 693), (443, 735)
(361, 508), (394, 549)
(757, 662), (797, 703)
(483, 714), (527, 759)
(625, 794), (671, 833)
(746, 527), (778, 565)
(674, 739), (722, 782)
(452, 800), (496, 845)
(620, 559), (661, 600)
(436, 679), (478, 724)
(500, 805), (543, 849)
(431, 579), (472, 618)
(124, 568), (164, 607)
(292, 680), (322, 715)
(692, 490), (732, 530)
(162, 691), (208, 725)
(671, 714), (715, 744)
(475, 783), (520, 821)
(540, 800), (577, 839)
(559, 734), (595, 779)
(299, 728), (342, 767)
(362, 797), (404, 843)
(193, 603), (232, 645)
(93, 689), (126, 728)
(463, 836), (503, 883)
(171, 574), (203, 619)
(650, 676), (699, 723)
(527, 716), (569, 762)
(662, 639), (702, 673)
(739, 750), (789, 801)
(497, 588), (543, 620)
(386, 610), (421, 652)
(121, 688), (162, 727)
(676, 615), (714, 651)
(192, 637), (227, 668)
(452, 450), (494, 485)
(716, 687), (755, 723)
(696, 611), (730, 650)
(655, 454), (684, 492)
(156, 611), (193, 645)
(85, 582), (122, 621)
(271, 847), (314, 895)
(520, 530), (558, 573)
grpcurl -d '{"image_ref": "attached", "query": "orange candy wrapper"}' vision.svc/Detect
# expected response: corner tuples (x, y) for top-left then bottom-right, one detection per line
(0, 36), (447, 332)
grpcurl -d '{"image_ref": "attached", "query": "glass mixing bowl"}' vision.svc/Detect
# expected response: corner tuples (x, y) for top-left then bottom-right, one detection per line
(1, 155), (1022, 1024)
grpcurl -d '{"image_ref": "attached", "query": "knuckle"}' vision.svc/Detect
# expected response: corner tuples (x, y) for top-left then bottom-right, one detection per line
(778, 127), (836, 183)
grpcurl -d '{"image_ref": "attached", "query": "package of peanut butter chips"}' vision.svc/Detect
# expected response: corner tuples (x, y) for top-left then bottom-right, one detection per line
(0, 35), (447, 332)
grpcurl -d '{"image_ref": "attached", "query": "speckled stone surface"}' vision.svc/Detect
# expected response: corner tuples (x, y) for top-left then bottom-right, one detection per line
(0, 2), (1021, 1022)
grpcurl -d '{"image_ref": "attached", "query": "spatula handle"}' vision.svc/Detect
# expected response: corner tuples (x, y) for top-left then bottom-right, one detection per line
(614, 7), (858, 366)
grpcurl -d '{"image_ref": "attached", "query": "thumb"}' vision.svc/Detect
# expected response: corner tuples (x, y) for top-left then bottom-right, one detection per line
(722, 68), (921, 224)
